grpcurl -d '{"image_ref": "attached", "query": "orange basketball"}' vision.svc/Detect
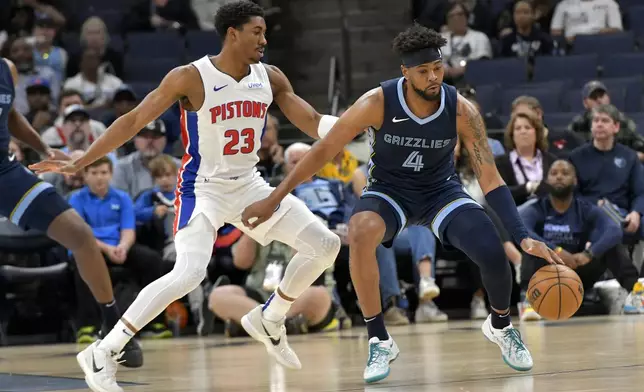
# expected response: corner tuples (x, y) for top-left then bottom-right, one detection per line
(527, 264), (583, 320)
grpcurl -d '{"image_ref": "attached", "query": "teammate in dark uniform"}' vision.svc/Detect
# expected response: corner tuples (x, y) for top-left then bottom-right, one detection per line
(240, 25), (562, 383)
(0, 58), (142, 366)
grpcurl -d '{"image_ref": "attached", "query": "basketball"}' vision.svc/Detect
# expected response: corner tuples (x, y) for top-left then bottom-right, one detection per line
(527, 264), (584, 320)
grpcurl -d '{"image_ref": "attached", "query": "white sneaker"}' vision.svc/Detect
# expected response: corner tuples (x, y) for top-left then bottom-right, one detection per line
(419, 277), (440, 301)
(363, 336), (400, 383)
(263, 263), (283, 292)
(482, 315), (533, 371)
(415, 301), (448, 323)
(241, 305), (302, 370)
(471, 296), (489, 319)
(76, 340), (124, 392)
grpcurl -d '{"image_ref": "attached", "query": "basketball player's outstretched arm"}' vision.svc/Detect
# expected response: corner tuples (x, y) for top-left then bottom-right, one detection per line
(3, 59), (67, 160)
(265, 64), (339, 139)
(30, 66), (197, 174)
(456, 95), (562, 264)
(241, 88), (384, 228)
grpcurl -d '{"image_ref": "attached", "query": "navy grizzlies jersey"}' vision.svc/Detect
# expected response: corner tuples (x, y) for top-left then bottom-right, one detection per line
(0, 59), (14, 155)
(367, 78), (458, 193)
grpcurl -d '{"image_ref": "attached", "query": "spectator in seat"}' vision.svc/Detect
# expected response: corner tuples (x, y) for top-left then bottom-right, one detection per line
(32, 13), (67, 82)
(499, 0), (554, 59)
(495, 111), (557, 209)
(127, 0), (200, 32)
(441, 2), (492, 85)
(520, 159), (643, 319)
(512, 95), (584, 157)
(208, 234), (338, 337)
(63, 48), (123, 109)
(569, 104), (644, 241)
(102, 85), (138, 128)
(112, 119), (181, 198)
(69, 157), (171, 342)
(56, 104), (117, 164)
(5, 35), (60, 114)
(24, 77), (55, 132)
(134, 154), (177, 256)
(317, 147), (359, 185)
(568, 81), (644, 161)
(550, 0), (622, 44)
(67, 16), (123, 79)
(41, 89), (107, 147)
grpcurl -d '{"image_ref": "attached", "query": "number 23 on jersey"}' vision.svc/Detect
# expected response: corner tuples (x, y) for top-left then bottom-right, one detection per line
(223, 128), (255, 155)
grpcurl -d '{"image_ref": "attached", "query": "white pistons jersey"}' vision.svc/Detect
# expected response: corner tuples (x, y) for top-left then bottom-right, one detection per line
(178, 55), (273, 183)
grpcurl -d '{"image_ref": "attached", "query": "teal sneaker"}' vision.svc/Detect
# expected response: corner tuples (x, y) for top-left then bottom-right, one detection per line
(363, 336), (400, 383)
(482, 315), (533, 371)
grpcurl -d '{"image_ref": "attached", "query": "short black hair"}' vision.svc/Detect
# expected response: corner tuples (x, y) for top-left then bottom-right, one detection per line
(392, 24), (447, 56)
(214, 1), (265, 40)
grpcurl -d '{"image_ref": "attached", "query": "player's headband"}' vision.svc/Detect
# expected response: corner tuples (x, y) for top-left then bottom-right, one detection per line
(401, 48), (443, 68)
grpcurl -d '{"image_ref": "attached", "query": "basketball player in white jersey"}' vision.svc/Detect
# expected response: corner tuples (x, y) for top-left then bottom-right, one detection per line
(30, 2), (342, 391)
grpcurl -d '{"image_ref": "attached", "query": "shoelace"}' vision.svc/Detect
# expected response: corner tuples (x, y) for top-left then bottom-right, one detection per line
(503, 328), (527, 357)
(367, 343), (389, 367)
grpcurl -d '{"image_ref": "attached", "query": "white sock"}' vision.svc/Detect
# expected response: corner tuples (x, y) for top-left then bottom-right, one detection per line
(262, 291), (293, 322)
(98, 320), (135, 354)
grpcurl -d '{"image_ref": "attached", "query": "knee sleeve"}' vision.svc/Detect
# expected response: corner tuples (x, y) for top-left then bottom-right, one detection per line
(275, 220), (340, 299)
(293, 219), (341, 269)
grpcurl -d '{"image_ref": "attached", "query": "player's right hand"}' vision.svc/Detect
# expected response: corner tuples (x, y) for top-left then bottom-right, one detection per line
(520, 238), (564, 265)
(29, 160), (79, 175)
(241, 196), (280, 229)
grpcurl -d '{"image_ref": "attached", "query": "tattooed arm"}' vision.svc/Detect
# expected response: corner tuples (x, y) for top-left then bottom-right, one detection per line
(455, 94), (506, 193)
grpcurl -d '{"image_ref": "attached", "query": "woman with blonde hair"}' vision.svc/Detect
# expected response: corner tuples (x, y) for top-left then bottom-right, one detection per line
(66, 16), (123, 78)
(495, 111), (557, 208)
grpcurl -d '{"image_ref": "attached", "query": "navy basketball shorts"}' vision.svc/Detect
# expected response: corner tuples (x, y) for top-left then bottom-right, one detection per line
(352, 181), (483, 247)
(0, 159), (71, 232)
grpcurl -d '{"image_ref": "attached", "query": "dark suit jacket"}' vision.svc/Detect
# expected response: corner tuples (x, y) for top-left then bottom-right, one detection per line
(495, 150), (558, 206)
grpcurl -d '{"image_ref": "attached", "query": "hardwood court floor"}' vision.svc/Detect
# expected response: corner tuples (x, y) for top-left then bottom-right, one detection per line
(2, 316), (644, 392)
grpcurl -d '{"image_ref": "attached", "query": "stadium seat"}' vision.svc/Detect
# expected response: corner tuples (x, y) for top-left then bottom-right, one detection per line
(533, 55), (598, 83)
(501, 88), (562, 114)
(571, 32), (635, 55)
(186, 31), (222, 60)
(126, 32), (185, 59)
(472, 84), (500, 114)
(627, 112), (644, 135)
(465, 58), (528, 87)
(124, 57), (182, 82)
(628, 7), (644, 36)
(128, 82), (158, 98)
(544, 112), (577, 128)
(601, 53), (644, 78)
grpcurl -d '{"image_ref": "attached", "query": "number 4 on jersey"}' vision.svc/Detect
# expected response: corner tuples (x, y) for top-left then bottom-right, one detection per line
(402, 151), (424, 172)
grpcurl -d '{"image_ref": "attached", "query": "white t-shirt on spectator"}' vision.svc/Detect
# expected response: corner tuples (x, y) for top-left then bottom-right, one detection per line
(440, 29), (492, 67)
(41, 117), (107, 147)
(551, 0), (622, 38)
(63, 72), (123, 107)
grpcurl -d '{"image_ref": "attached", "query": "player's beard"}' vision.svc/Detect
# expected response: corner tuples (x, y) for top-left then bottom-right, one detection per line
(411, 82), (441, 101)
(548, 183), (575, 199)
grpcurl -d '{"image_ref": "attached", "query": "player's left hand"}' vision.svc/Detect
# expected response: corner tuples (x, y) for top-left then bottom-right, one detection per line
(521, 238), (564, 265)
(241, 197), (280, 229)
(46, 149), (72, 161)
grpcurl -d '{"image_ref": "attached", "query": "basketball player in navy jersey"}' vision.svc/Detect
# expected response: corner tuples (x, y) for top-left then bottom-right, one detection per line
(0, 58), (143, 365)
(242, 24), (563, 383)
